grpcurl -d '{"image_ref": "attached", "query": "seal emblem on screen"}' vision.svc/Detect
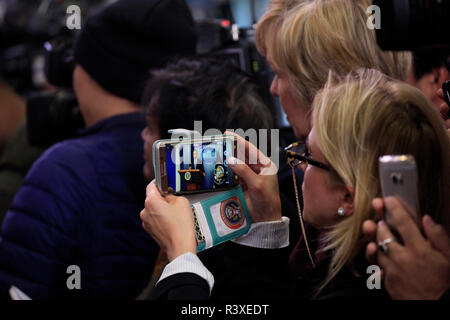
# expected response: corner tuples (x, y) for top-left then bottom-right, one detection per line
(220, 197), (245, 229)
(214, 164), (226, 186)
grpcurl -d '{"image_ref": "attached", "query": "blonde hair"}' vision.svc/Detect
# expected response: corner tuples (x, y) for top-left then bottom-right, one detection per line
(312, 68), (450, 294)
(255, 0), (412, 105)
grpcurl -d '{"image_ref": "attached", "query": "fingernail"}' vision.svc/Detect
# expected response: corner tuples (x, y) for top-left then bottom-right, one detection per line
(384, 197), (396, 210)
(377, 220), (385, 228)
(227, 156), (237, 166)
(423, 215), (435, 228)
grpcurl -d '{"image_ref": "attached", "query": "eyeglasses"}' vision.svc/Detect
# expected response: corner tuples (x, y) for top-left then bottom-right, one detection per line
(284, 141), (330, 171)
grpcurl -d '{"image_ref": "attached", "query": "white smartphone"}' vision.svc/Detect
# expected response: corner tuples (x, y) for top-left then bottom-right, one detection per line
(379, 155), (420, 231)
(153, 134), (239, 195)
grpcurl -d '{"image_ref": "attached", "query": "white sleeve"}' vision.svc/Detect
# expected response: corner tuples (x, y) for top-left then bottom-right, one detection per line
(157, 252), (215, 294)
(156, 217), (290, 294)
(231, 216), (290, 249)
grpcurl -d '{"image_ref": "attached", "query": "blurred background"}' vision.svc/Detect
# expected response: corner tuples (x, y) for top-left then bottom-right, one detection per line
(0, 0), (297, 221)
(0, 0), (289, 158)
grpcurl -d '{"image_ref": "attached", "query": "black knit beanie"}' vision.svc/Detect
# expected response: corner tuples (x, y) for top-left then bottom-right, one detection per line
(74, 0), (197, 103)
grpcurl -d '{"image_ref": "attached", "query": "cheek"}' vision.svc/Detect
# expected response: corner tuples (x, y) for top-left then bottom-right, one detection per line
(301, 169), (340, 228)
(142, 133), (159, 180)
(279, 88), (295, 112)
(142, 130), (158, 154)
(143, 148), (155, 181)
(301, 169), (318, 214)
(278, 84), (308, 121)
(284, 105), (310, 140)
(142, 137), (151, 161)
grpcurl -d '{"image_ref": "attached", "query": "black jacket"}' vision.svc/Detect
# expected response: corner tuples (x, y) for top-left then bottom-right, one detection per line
(150, 241), (390, 300)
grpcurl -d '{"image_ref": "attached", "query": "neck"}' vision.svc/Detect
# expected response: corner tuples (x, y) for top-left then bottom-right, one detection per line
(79, 91), (141, 128)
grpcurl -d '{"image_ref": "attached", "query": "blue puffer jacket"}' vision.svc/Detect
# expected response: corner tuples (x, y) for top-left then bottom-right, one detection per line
(0, 112), (159, 299)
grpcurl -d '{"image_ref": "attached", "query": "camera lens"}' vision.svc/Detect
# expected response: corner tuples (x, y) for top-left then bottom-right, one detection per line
(391, 173), (403, 185)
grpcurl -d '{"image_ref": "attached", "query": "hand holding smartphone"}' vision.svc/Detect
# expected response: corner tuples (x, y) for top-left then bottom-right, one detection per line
(151, 134), (252, 252)
(378, 155), (420, 237)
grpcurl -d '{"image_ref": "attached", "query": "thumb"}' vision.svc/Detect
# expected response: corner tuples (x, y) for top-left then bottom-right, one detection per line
(164, 193), (182, 204)
(145, 180), (168, 211)
(423, 215), (450, 258)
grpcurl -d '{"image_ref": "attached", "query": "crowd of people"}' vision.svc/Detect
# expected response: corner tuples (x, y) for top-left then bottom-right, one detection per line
(0, 0), (448, 300)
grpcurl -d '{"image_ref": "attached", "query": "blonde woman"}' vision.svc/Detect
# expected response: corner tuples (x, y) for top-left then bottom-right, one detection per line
(254, 0), (414, 281)
(255, 0), (411, 139)
(305, 69), (450, 294)
(256, 0), (449, 296)
(140, 69), (450, 299)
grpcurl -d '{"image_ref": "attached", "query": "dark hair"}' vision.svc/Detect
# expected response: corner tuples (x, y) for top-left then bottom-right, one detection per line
(142, 57), (274, 139)
(412, 51), (450, 80)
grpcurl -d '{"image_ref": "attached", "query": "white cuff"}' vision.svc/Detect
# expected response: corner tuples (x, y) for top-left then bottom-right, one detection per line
(157, 252), (215, 294)
(231, 216), (290, 249)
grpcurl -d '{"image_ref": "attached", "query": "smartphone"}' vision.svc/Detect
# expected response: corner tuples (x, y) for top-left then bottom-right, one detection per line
(153, 135), (239, 195)
(378, 155), (420, 232)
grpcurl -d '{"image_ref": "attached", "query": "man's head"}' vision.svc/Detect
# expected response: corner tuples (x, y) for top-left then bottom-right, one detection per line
(406, 51), (450, 112)
(73, 0), (197, 106)
(141, 57), (274, 180)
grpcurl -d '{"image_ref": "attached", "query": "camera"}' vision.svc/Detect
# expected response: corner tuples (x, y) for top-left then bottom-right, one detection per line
(391, 173), (403, 185)
(196, 21), (284, 133)
(0, 0), (115, 147)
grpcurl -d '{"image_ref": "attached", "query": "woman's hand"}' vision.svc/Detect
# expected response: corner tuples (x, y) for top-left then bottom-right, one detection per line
(363, 197), (450, 299)
(225, 131), (282, 223)
(140, 181), (197, 262)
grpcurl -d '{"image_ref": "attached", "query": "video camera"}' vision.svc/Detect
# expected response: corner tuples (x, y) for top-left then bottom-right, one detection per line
(1, 0), (286, 148)
(0, 0), (110, 93)
(0, 0), (114, 147)
(194, 0), (287, 133)
(196, 19), (278, 123)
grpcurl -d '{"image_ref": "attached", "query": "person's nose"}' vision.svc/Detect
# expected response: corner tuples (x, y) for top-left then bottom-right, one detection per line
(298, 162), (308, 173)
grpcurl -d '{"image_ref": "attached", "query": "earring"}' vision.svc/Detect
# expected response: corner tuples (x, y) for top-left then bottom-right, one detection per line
(337, 207), (346, 217)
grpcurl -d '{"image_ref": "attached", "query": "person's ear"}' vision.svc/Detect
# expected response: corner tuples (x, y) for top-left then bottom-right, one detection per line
(339, 186), (355, 217)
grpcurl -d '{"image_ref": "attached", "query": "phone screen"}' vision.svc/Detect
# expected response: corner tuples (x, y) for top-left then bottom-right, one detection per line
(164, 138), (237, 194)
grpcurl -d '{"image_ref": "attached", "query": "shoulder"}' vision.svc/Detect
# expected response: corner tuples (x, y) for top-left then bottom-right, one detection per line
(25, 139), (96, 187)
(36, 139), (91, 165)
